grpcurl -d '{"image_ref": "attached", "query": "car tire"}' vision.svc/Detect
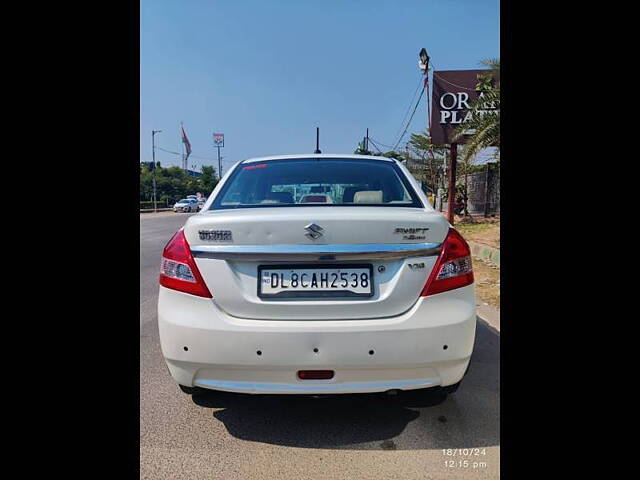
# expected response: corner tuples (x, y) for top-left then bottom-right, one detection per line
(443, 359), (471, 394)
(442, 381), (461, 395)
(179, 384), (196, 394)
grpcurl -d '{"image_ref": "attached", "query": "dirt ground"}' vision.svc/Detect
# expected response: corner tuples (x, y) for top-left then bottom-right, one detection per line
(472, 257), (500, 309)
(455, 218), (500, 249)
(454, 218), (500, 308)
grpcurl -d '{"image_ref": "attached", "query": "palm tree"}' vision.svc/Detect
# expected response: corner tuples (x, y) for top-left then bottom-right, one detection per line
(452, 59), (500, 163)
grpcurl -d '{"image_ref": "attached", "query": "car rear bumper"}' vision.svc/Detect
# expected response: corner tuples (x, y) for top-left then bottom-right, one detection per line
(158, 285), (476, 394)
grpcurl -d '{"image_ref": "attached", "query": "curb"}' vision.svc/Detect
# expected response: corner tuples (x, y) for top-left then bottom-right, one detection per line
(468, 241), (500, 267)
(140, 208), (173, 213)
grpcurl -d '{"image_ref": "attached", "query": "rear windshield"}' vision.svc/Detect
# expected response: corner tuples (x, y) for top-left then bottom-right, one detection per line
(210, 158), (423, 210)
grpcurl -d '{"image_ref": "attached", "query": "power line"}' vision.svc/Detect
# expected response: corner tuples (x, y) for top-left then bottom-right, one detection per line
(367, 138), (383, 153)
(375, 59), (443, 154)
(156, 146), (182, 156)
(366, 73), (425, 153)
(392, 84), (425, 151)
(394, 73), (424, 140)
(432, 72), (477, 91)
(155, 146), (219, 162)
(367, 138), (381, 152)
(369, 137), (395, 150)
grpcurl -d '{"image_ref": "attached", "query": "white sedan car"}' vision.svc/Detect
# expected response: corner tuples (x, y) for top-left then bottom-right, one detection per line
(173, 198), (198, 213)
(158, 154), (476, 397)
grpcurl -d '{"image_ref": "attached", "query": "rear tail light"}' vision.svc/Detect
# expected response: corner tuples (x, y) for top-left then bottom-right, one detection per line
(159, 230), (212, 298)
(297, 370), (335, 380)
(421, 227), (474, 296)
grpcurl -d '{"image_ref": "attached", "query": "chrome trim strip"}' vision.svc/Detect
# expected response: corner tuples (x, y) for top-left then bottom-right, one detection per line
(193, 377), (441, 394)
(190, 243), (442, 261)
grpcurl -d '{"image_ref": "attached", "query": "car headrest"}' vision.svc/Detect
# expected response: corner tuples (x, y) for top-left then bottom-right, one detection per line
(353, 190), (383, 204)
(342, 187), (360, 203)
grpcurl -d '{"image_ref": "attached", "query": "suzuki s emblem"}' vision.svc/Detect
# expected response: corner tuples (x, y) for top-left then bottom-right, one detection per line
(304, 223), (324, 240)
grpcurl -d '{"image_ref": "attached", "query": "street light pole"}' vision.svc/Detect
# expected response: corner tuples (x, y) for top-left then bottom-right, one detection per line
(419, 47), (456, 224)
(152, 130), (162, 213)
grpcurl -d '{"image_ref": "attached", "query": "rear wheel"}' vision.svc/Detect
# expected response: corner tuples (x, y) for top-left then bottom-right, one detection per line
(400, 378), (464, 404)
(443, 360), (470, 394)
(442, 380), (461, 395)
(178, 384), (196, 394)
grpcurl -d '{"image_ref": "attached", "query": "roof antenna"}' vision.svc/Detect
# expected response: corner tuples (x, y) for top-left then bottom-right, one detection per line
(314, 127), (321, 154)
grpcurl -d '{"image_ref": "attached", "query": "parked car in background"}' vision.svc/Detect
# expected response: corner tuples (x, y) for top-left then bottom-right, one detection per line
(159, 154), (476, 398)
(173, 198), (198, 213)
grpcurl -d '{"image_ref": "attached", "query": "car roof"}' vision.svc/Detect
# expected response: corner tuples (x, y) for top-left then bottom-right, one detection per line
(241, 153), (397, 164)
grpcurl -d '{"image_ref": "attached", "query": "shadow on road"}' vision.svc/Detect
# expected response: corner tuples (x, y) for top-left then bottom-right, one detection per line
(191, 319), (499, 450)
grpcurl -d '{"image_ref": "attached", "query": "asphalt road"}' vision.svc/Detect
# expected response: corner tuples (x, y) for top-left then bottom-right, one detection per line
(140, 212), (500, 479)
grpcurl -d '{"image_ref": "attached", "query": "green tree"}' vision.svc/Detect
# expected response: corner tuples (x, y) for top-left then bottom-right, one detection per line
(140, 162), (223, 207)
(452, 59), (500, 163)
(200, 165), (218, 194)
(405, 130), (448, 193)
(154, 166), (188, 204)
(139, 163), (153, 201)
(378, 150), (406, 161)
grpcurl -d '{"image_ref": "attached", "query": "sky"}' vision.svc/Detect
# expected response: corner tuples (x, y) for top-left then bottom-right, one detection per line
(140, 0), (500, 173)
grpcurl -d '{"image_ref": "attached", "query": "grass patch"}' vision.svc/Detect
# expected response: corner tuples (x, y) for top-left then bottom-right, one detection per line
(456, 220), (500, 249)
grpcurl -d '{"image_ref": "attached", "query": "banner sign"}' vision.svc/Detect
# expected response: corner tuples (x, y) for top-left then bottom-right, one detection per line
(430, 69), (499, 145)
(213, 133), (224, 146)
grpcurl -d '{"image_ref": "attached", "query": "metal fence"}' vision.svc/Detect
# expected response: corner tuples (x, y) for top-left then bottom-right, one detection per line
(463, 165), (500, 215)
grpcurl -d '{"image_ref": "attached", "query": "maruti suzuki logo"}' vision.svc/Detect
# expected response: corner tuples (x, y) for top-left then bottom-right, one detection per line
(304, 223), (324, 240)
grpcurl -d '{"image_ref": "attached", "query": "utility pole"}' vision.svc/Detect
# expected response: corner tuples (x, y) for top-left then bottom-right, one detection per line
(151, 130), (162, 213)
(366, 128), (369, 152)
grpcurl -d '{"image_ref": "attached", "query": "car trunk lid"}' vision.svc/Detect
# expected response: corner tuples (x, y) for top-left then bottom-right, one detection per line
(183, 207), (449, 320)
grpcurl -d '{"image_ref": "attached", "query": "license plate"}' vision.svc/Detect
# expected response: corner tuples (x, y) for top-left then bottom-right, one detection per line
(258, 264), (374, 298)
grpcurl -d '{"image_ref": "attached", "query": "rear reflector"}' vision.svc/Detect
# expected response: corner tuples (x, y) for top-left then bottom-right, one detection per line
(421, 227), (474, 296)
(297, 370), (335, 380)
(159, 230), (212, 298)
